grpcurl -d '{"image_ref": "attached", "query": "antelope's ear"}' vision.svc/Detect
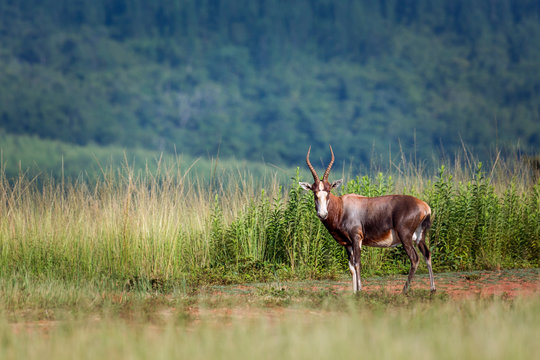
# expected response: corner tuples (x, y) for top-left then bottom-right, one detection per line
(331, 179), (343, 189)
(299, 182), (312, 191)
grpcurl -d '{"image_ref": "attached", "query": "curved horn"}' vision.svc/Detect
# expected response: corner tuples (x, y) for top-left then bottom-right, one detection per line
(322, 145), (335, 181)
(306, 146), (319, 182)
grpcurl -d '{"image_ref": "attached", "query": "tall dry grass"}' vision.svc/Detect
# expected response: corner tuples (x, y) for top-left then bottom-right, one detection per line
(0, 158), (276, 283)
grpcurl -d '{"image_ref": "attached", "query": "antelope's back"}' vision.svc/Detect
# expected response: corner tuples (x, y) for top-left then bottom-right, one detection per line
(341, 194), (430, 239)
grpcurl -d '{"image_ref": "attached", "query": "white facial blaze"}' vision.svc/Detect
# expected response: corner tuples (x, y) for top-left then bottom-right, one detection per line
(316, 182), (329, 219)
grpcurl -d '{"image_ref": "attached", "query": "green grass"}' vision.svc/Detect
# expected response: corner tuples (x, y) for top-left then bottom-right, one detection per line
(0, 152), (538, 286)
(2, 299), (537, 360)
(0, 272), (538, 360)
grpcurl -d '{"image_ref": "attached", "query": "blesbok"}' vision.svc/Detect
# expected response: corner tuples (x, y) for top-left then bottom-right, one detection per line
(299, 146), (435, 294)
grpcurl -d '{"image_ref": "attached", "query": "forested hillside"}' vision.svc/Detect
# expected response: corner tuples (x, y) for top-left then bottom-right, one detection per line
(1, 0), (539, 169)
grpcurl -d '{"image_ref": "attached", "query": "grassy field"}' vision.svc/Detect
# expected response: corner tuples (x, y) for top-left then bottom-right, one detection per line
(0, 155), (538, 359)
(0, 270), (538, 360)
(0, 154), (537, 285)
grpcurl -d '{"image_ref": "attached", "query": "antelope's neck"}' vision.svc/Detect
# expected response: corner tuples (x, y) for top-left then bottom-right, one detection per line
(322, 193), (343, 230)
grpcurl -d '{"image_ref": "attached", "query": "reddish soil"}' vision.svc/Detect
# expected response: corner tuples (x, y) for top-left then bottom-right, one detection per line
(211, 268), (539, 299)
(184, 269), (539, 326)
(359, 270), (539, 298)
(7, 269), (539, 335)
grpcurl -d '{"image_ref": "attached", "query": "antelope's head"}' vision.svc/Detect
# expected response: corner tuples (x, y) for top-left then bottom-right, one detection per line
(299, 145), (343, 220)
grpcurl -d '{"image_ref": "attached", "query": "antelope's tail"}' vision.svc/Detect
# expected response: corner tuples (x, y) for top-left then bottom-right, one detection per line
(421, 213), (432, 232)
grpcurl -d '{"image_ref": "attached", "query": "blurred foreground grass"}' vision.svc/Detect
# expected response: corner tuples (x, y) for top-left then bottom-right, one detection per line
(0, 273), (538, 360)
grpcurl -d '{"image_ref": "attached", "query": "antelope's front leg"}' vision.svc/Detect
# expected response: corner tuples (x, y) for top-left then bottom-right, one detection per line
(346, 246), (359, 292)
(352, 238), (363, 292)
(347, 241), (363, 293)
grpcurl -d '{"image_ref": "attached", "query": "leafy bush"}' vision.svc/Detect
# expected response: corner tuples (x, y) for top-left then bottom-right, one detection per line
(206, 166), (539, 280)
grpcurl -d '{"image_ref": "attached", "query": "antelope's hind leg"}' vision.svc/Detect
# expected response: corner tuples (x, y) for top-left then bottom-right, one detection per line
(399, 231), (420, 294)
(418, 239), (436, 293)
(417, 215), (435, 293)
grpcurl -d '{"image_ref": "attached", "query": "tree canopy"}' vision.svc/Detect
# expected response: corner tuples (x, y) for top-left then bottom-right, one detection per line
(1, 0), (539, 168)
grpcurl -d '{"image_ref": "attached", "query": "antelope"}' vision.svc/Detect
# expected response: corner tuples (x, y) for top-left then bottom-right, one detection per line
(299, 146), (435, 294)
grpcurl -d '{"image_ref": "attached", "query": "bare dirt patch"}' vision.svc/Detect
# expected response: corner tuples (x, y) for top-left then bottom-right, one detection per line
(207, 268), (539, 300)
(6, 269), (538, 335)
(175, 268), (539, 327)
(356, 268), (539, 298)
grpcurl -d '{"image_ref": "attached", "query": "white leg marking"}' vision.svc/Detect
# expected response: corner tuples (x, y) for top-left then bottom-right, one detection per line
(349, 260), (357, 292)
(426, 258), (435, 291)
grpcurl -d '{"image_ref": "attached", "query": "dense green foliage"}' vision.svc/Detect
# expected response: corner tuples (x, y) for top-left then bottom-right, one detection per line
(212, 168), (539, 278)
(1, 0), (539, 168)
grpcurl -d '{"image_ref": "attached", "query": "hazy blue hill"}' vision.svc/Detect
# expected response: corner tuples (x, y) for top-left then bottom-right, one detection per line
(0, 132), (298, 185)
(0, 0), (539, 174)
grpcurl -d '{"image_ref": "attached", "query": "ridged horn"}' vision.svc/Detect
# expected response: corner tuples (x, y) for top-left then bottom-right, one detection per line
(306, 146), (319, 183)
(322, 145), (334, 182)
